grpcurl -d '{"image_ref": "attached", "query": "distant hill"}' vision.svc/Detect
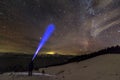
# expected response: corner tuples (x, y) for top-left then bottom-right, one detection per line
(0, 53), (73, 73)
(0, 45), (119, 73)
(35, 45), (120, 68)
(67, 45), (120, 63)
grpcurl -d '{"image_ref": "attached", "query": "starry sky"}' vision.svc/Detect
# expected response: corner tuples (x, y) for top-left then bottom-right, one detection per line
(0, 0), (120, 55)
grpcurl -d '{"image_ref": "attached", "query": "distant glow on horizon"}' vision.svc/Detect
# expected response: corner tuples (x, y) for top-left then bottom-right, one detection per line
(32, 24), (55, 61)
(46, 51), (56, 55)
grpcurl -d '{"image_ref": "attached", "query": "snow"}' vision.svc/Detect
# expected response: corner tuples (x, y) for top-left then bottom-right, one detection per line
(0, 54), (120, 80)
(39, 54), (120, 80)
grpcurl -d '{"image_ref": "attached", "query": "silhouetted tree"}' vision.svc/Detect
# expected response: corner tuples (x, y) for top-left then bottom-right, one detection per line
(67, 45), (120, 63)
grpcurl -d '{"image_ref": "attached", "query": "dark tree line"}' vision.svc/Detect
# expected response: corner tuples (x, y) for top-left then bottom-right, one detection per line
(67, 45), (120, 63)
(28, 45), (120, 68)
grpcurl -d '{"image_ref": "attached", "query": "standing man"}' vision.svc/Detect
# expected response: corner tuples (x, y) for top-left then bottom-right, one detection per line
(28, 60), (34, 76)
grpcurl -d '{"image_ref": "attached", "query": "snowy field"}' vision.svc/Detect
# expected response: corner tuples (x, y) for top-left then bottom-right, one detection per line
(0, 54), (120, 80)
(0, 72), (55, 80)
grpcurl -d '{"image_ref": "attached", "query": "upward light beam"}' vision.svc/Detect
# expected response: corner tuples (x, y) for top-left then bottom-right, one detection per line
(32, 24), (55, 61)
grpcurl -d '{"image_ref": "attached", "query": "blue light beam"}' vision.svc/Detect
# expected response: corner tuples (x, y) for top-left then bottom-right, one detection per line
(32, 24), (55, 61)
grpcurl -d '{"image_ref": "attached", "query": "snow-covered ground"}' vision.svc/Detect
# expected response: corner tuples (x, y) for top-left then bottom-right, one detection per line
(0, 72), (55, 80)
(0, 54), (120, 80)
(40, 54), (120, 80)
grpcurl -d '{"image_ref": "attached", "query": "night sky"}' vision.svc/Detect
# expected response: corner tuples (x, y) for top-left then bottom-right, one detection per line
(0, 0), (120, 55)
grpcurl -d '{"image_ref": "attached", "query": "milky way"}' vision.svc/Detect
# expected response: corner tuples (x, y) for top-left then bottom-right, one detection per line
(0, 0), (120, 55)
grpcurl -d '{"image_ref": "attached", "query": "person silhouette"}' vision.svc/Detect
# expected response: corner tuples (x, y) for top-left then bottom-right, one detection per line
(28, 60), (34, 76)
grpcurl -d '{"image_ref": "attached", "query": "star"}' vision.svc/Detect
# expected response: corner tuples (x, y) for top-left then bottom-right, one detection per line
(0, 0), (119, 55)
